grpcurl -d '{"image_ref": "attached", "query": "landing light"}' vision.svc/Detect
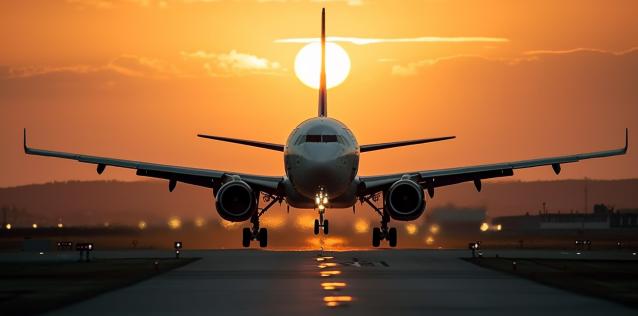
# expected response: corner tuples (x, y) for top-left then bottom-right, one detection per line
(174, 241), (183, 259)
(76, 243), (94, 262)
(5, 223), (11, 230)
(32, 223), (38, 229)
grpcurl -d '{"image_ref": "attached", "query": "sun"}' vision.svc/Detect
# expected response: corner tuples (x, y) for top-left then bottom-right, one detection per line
(294, 42), (351, 89)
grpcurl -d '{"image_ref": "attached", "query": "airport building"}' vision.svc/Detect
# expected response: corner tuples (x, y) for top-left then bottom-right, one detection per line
(425, 205), (486, 233)
(493, 204), (638, 231)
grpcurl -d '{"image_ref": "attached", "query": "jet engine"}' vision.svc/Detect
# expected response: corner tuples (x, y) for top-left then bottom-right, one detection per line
(215, 180), (257, 222)
(384, 179), (425, 221)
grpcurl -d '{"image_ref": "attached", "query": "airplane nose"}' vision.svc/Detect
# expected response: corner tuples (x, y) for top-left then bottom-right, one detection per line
(305, 144), (342, 163)
(304, 146), (341, 173)
(305, 159), (337, 181)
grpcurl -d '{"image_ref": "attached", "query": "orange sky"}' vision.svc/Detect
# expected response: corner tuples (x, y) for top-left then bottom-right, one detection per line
(1, 0), (637, 187)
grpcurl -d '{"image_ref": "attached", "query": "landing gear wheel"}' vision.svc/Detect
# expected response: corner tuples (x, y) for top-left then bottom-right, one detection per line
(258, 228), (268, 248)
(372, 227), (381, 247)
(242, 227), (251, 247)
(314, 219), (320, 235)
(323, 220), (329, 235)
(388, 227), (397, 247)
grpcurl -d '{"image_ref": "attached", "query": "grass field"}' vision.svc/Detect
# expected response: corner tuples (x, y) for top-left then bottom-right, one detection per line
(0, 257), (197, 316)
(467, 257), (638, 308)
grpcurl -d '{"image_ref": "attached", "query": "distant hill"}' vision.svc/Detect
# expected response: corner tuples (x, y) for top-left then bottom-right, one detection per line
(1, 179), (636, 226)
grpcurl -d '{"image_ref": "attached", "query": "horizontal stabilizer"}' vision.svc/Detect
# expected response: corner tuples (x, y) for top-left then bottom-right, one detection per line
(197, 134), (284, 152)
(360, 136), (455, 153)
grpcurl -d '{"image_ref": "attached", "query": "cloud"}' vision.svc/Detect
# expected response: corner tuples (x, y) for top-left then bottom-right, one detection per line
(391, 47), (638, 76)
(107, 54), (182, 78)
(522, 47), (638, 56)
(391, 55), (497, 76)
(5, 65), (103, 79)
(66, 0), (115, 9)
(2, 50), (282, 80)
(180, 50), (284, 76)
(275, 36), (509, 45)
(3, 55), (181, 80)
(67, 0), (360, 9)
(267, 0), (363, 5)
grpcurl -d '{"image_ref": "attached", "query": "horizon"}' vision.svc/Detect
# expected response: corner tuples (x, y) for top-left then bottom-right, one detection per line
(3, 177), (638, 189)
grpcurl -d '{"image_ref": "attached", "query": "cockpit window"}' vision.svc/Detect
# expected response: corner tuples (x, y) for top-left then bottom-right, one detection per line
(322, 135), (338, 142)
(296, 134), (345, 144)
(305, 135), (322, 142)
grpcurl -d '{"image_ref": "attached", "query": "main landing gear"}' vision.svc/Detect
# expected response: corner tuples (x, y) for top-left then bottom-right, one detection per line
(314, 190), (329, 235)
(363, 194), (397, 247)
(242, 194), (282, 248)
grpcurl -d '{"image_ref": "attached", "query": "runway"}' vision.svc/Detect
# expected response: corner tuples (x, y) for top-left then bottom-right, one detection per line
(8, 248), (625, 316)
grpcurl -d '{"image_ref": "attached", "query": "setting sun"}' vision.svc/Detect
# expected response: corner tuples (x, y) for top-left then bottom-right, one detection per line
(294, 42), (351, 89)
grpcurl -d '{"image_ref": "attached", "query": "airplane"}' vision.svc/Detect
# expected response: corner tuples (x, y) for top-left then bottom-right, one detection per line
(24, 9), (628, 248)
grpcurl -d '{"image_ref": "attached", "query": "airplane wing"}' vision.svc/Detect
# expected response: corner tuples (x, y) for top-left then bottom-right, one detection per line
(23, 129), (283, 194)
(197, 133), (284, 152)
(360, 136), (455, 152)
(360, 129), (628, 197)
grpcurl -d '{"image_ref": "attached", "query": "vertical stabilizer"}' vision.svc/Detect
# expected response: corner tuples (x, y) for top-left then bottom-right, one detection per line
(318, 8), (327, 117)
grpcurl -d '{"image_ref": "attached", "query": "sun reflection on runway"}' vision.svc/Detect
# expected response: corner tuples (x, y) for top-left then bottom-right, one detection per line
(316, 256), (334, 262)
(318, 262), (337, 269)
(321, 282), (347, 291)
(314, 236), (353, 308)
(320, 270), (341, 277)
(323, 295), (353, 307)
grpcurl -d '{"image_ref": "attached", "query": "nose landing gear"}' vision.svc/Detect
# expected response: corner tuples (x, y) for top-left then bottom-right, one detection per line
(313, 190), (329, 235)
(313, 211), (329, 235)
(363, 194), (397, 247)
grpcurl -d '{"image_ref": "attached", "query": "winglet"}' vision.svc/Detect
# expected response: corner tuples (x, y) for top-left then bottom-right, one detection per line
(23, 128), (28, 153)
(624, 128), (629, 153)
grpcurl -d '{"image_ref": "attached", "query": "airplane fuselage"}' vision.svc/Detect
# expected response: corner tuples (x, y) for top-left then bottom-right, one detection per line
(283, 117), (360, 208)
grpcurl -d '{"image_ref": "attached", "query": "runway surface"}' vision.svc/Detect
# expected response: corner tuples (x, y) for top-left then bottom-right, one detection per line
(11, 249), (633, 315)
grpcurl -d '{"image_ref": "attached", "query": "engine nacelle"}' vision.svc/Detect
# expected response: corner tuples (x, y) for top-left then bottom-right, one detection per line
(215, 180), (257, 222)
(384, 179), (426, 221)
